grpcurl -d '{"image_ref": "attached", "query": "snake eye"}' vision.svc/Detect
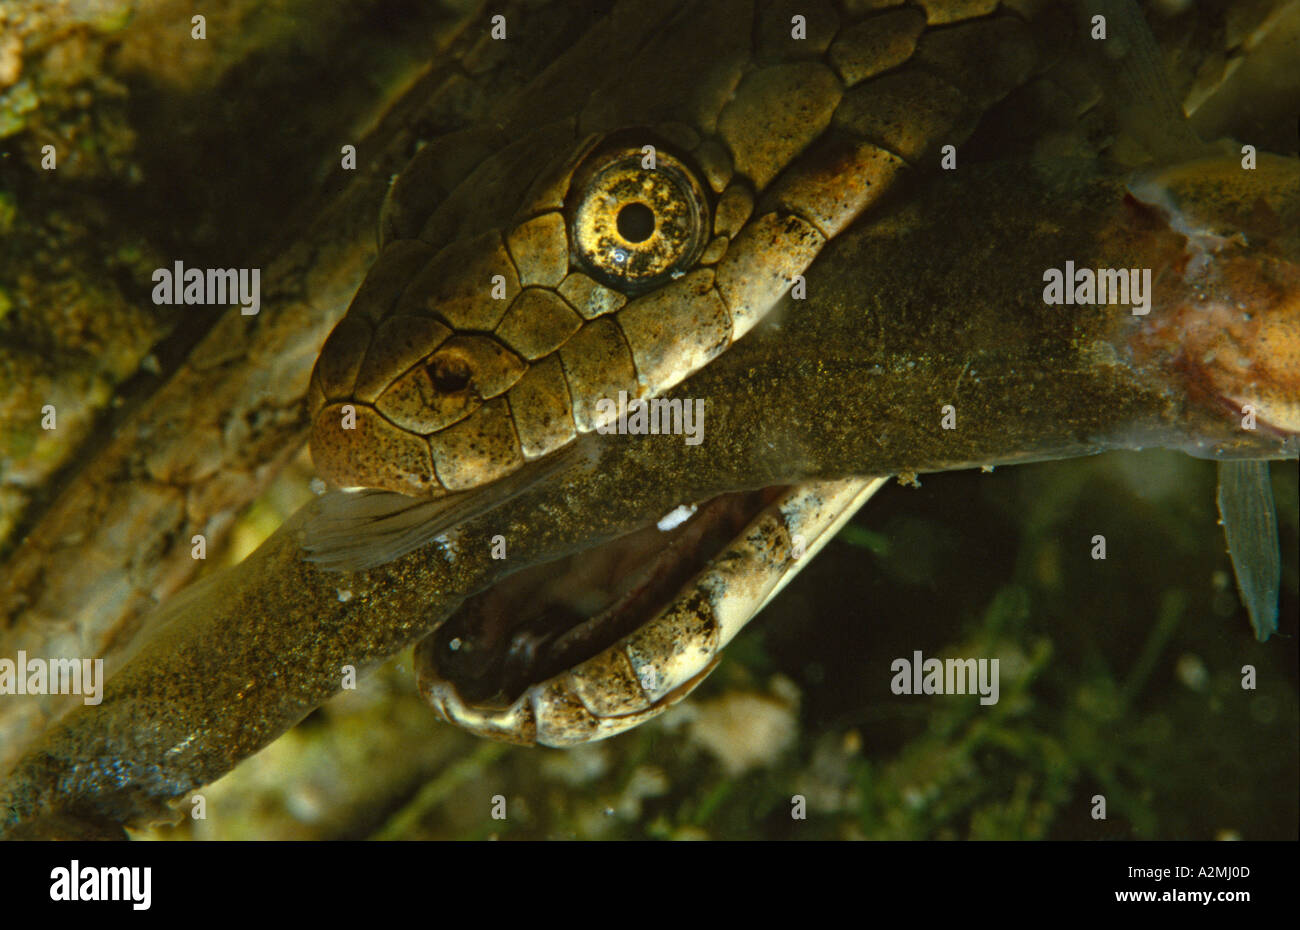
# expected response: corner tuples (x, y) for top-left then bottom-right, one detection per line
(567, 142), (710, 293)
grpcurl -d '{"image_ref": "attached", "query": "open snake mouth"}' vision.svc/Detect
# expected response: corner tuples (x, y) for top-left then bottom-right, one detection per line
(416, 489), (778, 719)
(414, 477), (885, 746)
(422, 489), (781, 705)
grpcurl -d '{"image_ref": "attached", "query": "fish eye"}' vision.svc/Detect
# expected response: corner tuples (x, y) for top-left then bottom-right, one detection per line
(567, 142), (709, 293)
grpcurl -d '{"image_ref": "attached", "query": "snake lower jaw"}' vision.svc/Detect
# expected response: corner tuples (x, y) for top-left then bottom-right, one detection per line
(414, 478), (886, 747)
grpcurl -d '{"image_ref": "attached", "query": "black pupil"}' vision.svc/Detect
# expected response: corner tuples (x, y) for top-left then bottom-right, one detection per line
(617, 202), (655, 243)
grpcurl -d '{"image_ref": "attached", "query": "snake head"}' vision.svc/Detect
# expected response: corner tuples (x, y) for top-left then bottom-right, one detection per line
(306, 115), (893, 500)
(307, 127), (728, 498)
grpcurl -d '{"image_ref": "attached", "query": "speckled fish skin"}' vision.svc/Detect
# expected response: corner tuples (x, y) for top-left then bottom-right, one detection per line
(308, 0), (1041, 497)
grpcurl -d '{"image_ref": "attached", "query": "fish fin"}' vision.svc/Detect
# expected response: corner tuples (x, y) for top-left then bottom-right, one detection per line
(300, 441), (591, 572)
(1080, 0), (1208, 163)
(1216, 459), (1281, 641)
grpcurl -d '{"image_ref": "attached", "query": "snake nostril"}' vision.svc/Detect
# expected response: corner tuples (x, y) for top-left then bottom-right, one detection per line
(428, 357), (472, 393)
(616, 202), (655, 243)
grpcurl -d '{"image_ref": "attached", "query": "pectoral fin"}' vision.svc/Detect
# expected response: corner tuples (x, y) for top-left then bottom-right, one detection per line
(1217, 459), (1281, 642)
(301, 441), (591, 572)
